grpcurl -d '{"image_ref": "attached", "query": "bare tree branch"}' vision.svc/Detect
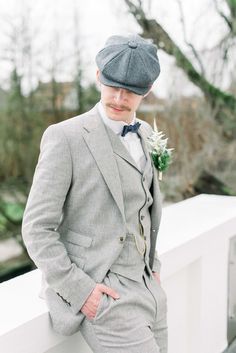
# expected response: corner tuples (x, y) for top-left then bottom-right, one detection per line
(124, 0), (236, 110)
(225, 0), (236, 23)
(124, 0), (236, 138)
(176, 0), (206, 76)
(213, 0), (233, 31)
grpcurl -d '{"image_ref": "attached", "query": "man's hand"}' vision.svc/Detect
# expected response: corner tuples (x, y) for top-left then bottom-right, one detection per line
(81, 283), (120, 320)
(152, 271), (161, 284)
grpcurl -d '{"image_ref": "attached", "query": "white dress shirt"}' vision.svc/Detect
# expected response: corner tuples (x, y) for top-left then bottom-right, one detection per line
(98, 101), (146, 172)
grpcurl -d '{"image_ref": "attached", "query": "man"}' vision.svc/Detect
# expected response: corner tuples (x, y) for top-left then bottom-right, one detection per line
(22, 34), (168, 353)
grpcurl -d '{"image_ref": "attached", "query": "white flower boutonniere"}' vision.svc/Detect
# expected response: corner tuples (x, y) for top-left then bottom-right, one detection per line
(147, 118), (174, 181)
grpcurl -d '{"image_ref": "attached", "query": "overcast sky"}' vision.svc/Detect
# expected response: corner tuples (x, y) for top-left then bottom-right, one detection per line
(0, 0), (232, 97)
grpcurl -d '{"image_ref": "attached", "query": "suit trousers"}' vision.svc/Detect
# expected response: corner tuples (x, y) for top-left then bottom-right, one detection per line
(79, 269), (168, 353)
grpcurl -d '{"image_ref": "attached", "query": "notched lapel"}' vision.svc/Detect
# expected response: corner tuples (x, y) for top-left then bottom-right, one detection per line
(105, 126), (142, 173)
(82, 111), (125, 222)
(138, 123), (162, 228)
(106, 122), (153, 175)
(137, 124), (150, 161)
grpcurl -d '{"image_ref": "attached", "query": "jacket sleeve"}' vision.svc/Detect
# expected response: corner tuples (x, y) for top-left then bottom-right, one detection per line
(21, 124), (96, 315)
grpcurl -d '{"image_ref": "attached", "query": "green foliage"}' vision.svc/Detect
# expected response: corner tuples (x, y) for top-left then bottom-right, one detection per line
(1, 202), (24, 222)
(0, 214), (7, 232)
(76, 81), (100, 114)
(222, 185), (235, 196)
(0, 70), (101, 279)
(0, 69), (100, 184)
(151, 150), (172, 172)
(0, 199), (24, 240)
(80, 83), (100, 113)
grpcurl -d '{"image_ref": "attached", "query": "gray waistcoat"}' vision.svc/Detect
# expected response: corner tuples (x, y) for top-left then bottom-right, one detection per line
(105, 125), (154, 282)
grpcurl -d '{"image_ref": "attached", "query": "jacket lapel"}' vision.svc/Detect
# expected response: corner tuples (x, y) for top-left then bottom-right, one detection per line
(82, 107), (125, 222)
(138, 122), (162, 241)
(82, 106), (162, 236)
(150, 166), (162, 229)
(105, 126), (142, 173)
(137, 124), (150, 162)
(105, 117), (162, 230)
(105, 119), (151, 175)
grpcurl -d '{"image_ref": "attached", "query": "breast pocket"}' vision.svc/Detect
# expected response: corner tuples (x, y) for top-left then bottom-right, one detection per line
(64, 229), (93, 268)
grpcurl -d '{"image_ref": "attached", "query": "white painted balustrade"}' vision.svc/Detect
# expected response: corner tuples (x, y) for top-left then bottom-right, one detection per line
(0, 194), (236, 353)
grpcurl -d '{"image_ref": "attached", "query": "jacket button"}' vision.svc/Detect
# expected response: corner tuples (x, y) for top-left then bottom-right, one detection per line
(140, 215), (145, 220)
(119, 236), (124, 243)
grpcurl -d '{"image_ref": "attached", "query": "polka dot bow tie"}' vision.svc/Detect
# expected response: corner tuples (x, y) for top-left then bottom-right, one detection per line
(121, 122), (141, 137)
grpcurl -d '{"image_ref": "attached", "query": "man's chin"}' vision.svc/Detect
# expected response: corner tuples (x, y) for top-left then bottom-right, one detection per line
(108, 113), (127, 122)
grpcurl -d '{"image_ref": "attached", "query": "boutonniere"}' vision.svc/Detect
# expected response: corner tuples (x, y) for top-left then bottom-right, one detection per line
(147, 118), (174, 181)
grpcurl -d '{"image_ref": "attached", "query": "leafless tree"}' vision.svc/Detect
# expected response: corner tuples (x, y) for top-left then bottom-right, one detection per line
(124, 0), (236, 139)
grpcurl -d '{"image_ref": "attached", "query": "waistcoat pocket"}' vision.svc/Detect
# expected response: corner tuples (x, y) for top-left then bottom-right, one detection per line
(115, 234), (144, 266)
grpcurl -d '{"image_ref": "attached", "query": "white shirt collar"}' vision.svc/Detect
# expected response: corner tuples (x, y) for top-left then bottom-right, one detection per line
(97, 101), (136, 136)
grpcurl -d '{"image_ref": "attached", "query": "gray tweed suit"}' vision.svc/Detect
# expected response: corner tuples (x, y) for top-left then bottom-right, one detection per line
(21, 103), (167, 352)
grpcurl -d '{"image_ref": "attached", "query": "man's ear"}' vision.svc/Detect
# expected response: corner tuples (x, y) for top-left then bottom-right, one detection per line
(96, 69), (101, 89)
(96, 69), (100, 84)
(143, 86), (153, 98)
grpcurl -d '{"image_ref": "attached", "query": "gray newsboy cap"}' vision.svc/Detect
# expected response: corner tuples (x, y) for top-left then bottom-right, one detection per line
(95, 34), (160, 95)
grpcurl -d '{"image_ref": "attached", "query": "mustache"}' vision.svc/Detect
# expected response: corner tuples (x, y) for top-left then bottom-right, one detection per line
(106, 103), (131, 112)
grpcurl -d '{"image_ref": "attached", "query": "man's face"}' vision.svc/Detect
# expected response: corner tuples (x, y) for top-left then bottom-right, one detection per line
(96, 70), (147, 123)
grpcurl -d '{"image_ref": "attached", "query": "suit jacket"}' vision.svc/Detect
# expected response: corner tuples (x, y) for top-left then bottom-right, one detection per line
(21, 103), (162, 335)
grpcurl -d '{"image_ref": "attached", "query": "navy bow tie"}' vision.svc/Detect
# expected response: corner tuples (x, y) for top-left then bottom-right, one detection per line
(121, 122), (141, 137)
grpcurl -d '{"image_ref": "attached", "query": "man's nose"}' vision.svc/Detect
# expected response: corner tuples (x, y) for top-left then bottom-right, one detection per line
(113, 89), (126, 103)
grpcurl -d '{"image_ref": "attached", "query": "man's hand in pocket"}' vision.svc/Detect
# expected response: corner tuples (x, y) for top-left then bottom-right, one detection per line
(81, 283), (120, 320)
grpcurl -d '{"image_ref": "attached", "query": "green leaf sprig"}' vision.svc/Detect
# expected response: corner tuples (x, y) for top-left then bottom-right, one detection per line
(147, 118), (174, 180)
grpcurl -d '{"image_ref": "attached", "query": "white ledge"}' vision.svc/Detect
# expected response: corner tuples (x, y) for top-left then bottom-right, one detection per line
(159, 193), (236, 253)
(0, 194), (236, 353)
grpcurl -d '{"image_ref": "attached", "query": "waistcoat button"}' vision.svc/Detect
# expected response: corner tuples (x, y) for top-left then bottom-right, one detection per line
(140, 215), (145, 220)
(119, 236), (124, 243)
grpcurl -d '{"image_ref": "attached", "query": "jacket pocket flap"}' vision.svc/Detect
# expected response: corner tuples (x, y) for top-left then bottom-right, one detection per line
(66, 229), (92, 248)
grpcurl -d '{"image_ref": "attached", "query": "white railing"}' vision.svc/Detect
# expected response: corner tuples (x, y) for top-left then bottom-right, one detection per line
(0, 194), (236, 353)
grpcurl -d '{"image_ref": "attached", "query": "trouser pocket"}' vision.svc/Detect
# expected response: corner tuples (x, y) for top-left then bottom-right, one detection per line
(92, 293), (107, 322)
